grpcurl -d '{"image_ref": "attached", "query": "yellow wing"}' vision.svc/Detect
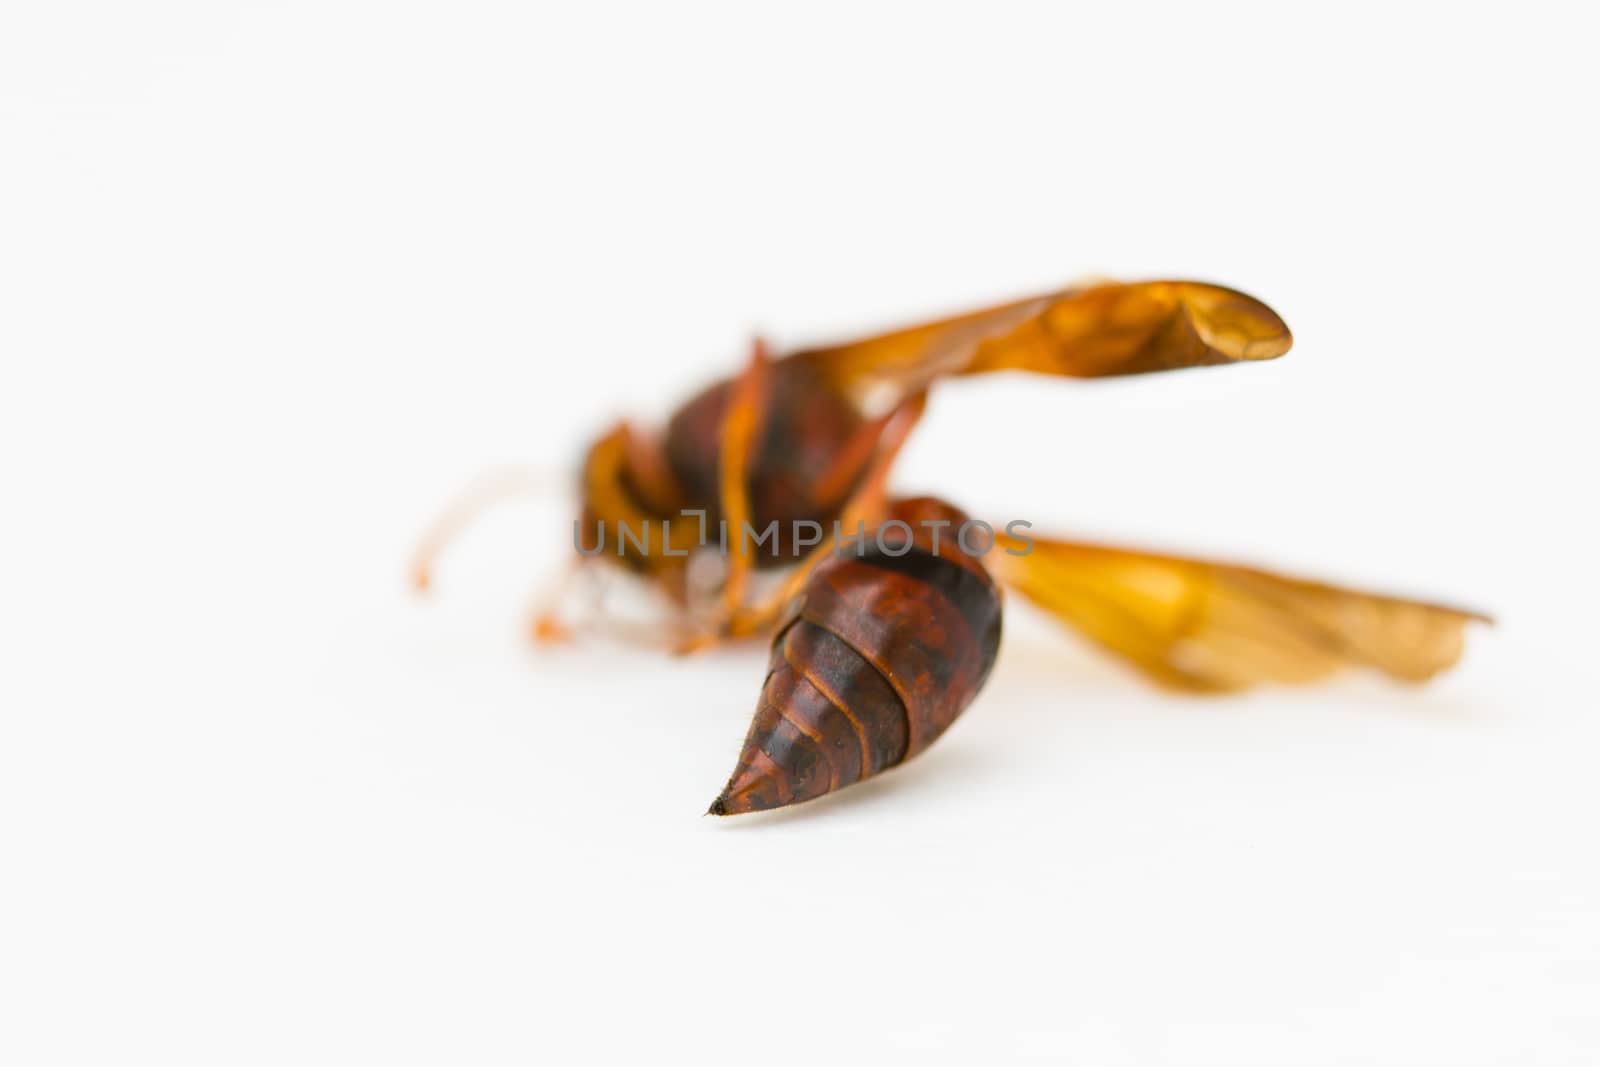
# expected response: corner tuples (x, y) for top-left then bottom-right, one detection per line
(790, 280), (1292, 409)
(988, 534), (1489, 693)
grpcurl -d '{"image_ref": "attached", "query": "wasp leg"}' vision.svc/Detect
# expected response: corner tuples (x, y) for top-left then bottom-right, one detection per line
(527, 555), (591, 644)
(711, 336), (775, 625)
(526, 559), (703, 651)
(718, 390), (928, 640)
(666, 334), (777, 657)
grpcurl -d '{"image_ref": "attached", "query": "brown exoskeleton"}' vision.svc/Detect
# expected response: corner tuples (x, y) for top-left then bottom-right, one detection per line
(415, 280), (1487, 816)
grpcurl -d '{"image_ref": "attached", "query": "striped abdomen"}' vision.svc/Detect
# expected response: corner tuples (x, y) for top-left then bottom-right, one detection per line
(709, 499), (1003, 815)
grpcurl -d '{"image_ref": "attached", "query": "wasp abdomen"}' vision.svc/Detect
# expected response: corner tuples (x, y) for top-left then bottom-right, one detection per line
(711, 507), (1002, 815)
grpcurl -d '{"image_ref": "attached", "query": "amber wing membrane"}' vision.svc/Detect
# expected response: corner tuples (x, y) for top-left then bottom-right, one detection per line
(989, 535), (1488, 692)
(790, 281), (1292, 407)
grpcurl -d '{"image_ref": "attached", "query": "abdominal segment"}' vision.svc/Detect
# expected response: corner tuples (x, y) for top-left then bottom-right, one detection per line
(710, 532), (1002, 816)
(709, 620), (908, 814)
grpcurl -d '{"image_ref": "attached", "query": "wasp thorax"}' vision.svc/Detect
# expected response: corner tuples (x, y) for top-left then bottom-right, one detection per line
(662, 361), (874, 564)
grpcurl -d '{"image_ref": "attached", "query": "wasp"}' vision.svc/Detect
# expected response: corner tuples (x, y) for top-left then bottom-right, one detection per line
(414, 280), (1487, 816)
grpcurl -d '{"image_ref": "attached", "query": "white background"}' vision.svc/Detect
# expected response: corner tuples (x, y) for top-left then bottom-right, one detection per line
(3, 3), (1597, 1064)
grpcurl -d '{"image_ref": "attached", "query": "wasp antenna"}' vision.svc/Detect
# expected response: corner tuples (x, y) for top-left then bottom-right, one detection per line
(410, 465), (564, 593)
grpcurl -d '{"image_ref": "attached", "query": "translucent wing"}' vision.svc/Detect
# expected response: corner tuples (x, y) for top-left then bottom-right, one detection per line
(790, 280), (1293, 409)
(988, 534), (1488, 692)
